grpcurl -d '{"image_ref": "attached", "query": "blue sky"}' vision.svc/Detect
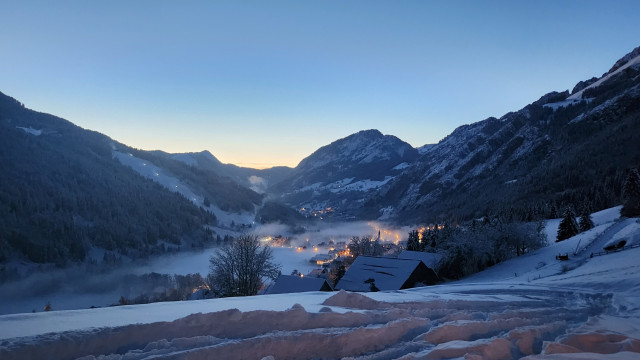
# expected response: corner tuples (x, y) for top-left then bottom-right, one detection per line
(1, 1), (639, 168)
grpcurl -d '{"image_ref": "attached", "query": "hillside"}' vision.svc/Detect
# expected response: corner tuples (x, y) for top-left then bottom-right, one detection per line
(367, 46), (640, 223)
(2, 208), (638, 359)
(270, 129), (420, 220)
(244, 46), (640, 225)
(2, 44), (640, 267)
(0, 93), (220, 265)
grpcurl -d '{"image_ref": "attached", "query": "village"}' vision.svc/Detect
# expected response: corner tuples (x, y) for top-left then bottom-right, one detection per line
(260, 231), (443, 296)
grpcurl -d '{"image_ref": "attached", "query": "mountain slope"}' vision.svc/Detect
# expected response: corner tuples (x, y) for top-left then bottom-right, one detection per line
(0, 92), (221, 265)
(371, 46), (640, 223)
(270, 129), (419, 219)
(153, 150), (293, 194)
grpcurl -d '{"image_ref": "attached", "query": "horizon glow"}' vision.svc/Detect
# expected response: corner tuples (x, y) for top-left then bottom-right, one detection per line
(1, 1), (639, 168)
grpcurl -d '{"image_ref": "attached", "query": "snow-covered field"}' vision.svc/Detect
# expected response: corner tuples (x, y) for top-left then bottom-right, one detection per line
(1, 208), (639, 359)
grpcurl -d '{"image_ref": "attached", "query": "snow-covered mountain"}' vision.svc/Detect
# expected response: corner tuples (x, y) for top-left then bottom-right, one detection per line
(231, 45), (634, 224)
(2, 44), (640, 266)
(365, 45), (640, 223)
(251, 45), (640, 224)
(269, 129), (419, 219)
(153, 149), (293, 194)
(0, 92), (266, 265)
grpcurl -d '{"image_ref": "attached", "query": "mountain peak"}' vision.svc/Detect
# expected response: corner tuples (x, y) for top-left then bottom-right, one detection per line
(350, 129), (384, 138)
(297, 129), (416, 171)
(607, 45), (640, 76)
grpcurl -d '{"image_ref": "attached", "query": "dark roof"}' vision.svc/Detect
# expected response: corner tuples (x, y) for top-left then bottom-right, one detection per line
(336, 256), (439, 292)
(266, 275), (333, 294)
(398, 250), (443, 269)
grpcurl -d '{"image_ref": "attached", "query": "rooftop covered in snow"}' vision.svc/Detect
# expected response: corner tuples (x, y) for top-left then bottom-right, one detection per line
(266, 274), (333, 295)
(336, 256), (439, 292)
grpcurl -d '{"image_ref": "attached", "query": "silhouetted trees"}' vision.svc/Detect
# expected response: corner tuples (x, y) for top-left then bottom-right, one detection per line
(579, 212), (595, 232)
(348, 236), (384, 258)
(557, 208), (579, 242)
(406, 230), (420, 251)
(207, 235), (281, 297)
(621, 168), (640, 217)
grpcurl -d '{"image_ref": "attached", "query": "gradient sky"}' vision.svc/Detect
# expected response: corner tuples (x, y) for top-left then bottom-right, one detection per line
(1, 1), (639, 168)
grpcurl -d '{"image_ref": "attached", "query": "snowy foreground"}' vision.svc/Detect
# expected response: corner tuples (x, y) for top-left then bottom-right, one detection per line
(1, 209), (640, 359)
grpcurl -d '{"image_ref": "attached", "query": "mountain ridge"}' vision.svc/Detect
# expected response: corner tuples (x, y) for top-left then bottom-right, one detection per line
(2, 44), (640, 267)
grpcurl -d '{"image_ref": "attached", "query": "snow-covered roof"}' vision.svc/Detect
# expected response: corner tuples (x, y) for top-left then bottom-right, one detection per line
(398, 250), (443, 269)
(336, 256), (437, 292)
(266, 275), (332, 295)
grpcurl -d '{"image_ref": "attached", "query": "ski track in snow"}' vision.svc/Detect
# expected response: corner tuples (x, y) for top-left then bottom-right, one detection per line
(1, 208), (639, 359)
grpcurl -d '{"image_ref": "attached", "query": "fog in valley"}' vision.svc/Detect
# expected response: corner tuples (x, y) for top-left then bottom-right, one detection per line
(0, 221), (408, 315)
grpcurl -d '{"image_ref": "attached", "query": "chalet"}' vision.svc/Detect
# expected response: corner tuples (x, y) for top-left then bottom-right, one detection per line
(335, 256), (439, 292)
(266, 274), (333, 295)
(398, 250), (443, 270)
(310, 253), (334, 265)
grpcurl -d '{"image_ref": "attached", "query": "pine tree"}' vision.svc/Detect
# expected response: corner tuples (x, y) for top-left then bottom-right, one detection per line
(557, 208), (579, 242)
(406, 230), (420, 251)
(621, 168), (640, 217)
(578, 212), (594, 232)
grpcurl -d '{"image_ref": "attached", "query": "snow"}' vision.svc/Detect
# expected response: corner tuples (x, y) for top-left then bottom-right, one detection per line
(295, 177), (394, 194)
(1, 207), (639, 360)
(568, 53), (640, 100)
(543, 98), (584, 110)
(296, 181), (323, 192)
(331, 176), (395, 193)
(602, 220), (640, 249)
(113, 150), (201, 204)
(113, 149), (252, 227)
(170, 153), (198, 166)
(335, 256), (435, 292)
(418, 144), (435, 154)
(16, 126), (42, 136)
(265, 275), (331, 294)
(398, 250), (443, 269)
(393, 162), (411, 170)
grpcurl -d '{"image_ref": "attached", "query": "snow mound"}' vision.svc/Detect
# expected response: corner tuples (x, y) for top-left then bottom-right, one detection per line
(2, 284), (635, 360)
(322, 290), (389, 310)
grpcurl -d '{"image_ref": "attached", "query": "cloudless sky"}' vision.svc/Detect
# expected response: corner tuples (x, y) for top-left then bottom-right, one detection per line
(1, 1), (639, 168)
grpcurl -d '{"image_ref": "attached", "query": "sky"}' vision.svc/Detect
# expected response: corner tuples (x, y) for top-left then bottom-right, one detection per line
(1, 1), (639, 168)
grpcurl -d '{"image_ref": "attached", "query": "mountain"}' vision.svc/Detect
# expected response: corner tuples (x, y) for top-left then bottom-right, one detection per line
(256, 46), (640, 224)
(269, 129), (419, 219)
(367, 46), (640, 223)
(0, 92), (266, 266)
(152, 150), (293, 194)
(2, 44), (640, 267)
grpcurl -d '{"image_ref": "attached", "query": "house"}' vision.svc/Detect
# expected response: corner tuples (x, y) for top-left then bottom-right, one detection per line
(398, 250), (443, 270)
(310, 253), (334, 265)
(335, 256), (439, 292)
(266, 275), (333, 294)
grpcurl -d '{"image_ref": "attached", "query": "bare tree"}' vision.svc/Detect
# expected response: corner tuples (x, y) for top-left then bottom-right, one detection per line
(207, 234), (281, 297)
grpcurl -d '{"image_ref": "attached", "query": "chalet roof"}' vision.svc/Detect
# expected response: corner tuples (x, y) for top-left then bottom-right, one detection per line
(266, 275), (333, 294)
(336, 256), (436, 292)
(398, 250), (443, 269)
